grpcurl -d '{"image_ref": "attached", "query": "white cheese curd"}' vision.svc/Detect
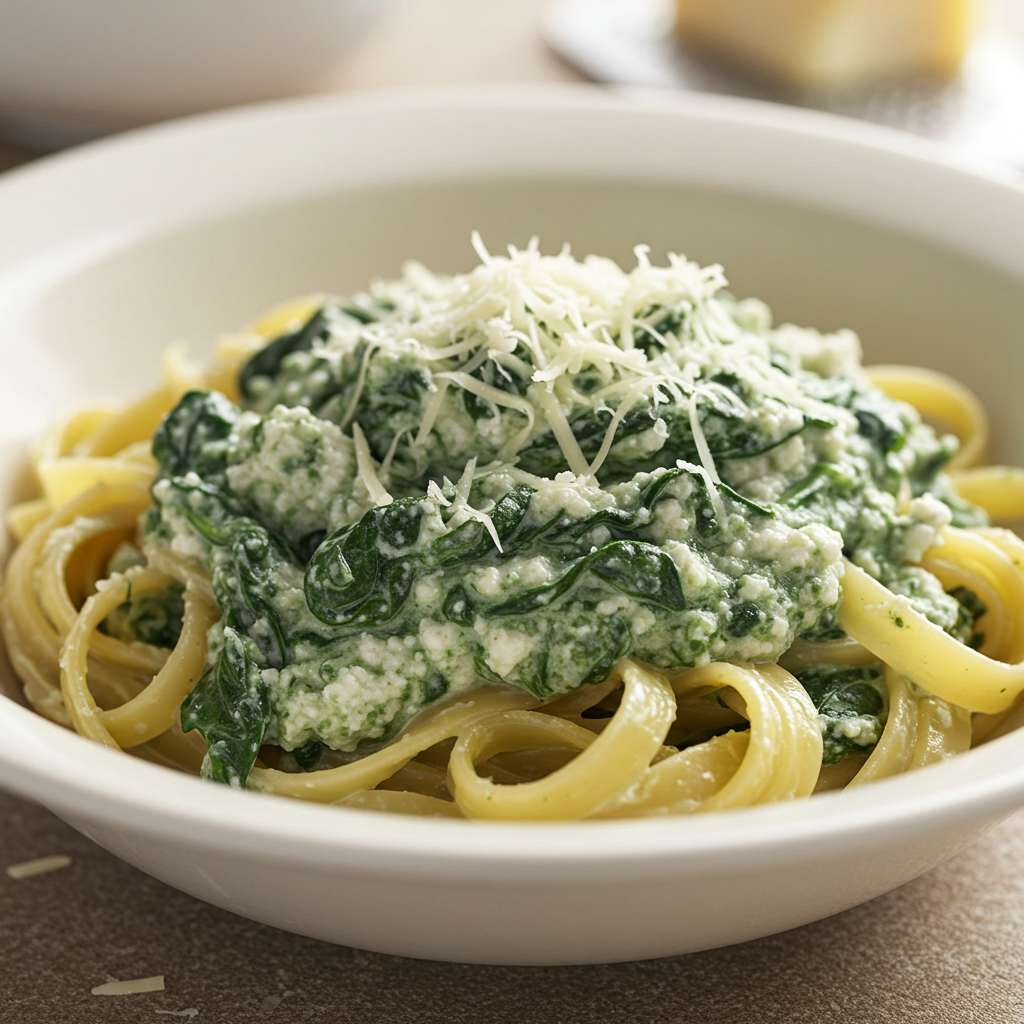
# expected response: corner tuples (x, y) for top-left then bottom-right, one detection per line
(662, 541), (714, 592)
(472, 566), (503, 598)
(413, 573), (444, 609)
(528, 472), (615, 522)
(480, 624), (538, 678)
(771, 323), (863, 379)
(818, 712), (882, 753)
(901, 495), (953, 562)
(226, 404), (363, 543)
(418, 620), (476, 690)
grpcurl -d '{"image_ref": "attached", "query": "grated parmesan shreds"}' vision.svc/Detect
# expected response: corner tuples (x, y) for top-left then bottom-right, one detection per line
(351, 423), (392, 507)
(292, 237), (851, 492)
(91, 975), (165, 996)
(6, 854), (71, 880)
(428, 460), (504, 554)
(687, 392), (725, 521)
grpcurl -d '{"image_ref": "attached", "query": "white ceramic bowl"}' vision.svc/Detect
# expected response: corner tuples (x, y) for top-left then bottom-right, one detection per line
(1, 88), (1023, 966)
(0, 0), (383, 146)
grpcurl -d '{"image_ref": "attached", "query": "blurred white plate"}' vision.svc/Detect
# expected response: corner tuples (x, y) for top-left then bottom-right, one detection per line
(0, 0), (384, 147)
(545, 0), (1024, 171)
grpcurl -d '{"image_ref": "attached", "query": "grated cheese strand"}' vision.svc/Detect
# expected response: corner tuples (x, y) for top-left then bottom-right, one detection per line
(453, 458), (477, 506)
(338, 338), (378, 430)
(413, 378), (451, 448)
(351, 423), (392, 507)
(528, 382), (591, 477)
(379, 429), (408, 476)
(587, 383), (649, 478)
(443, 458), (504, 553)
(687, 392), (726, 521)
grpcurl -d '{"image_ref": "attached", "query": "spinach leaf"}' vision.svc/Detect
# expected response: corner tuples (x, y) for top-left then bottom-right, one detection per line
(726, 602), (761, 637)
(158, 473), (294, 667)
(518, 393), (829, 483)
(854, 408), (907, 453)
(348, 358), (431, 452)
(718, 481), (773, 518)
(433, 486), (535, 566)
(181, 627), (270, 786)
(292, 739), (324, 771)
(633, 304), (689, 353)
(303, 487), (535, 627)
(339, 301), (388, 325)
(908, 435), (958, 494)
(781, 462), (856, 507)
(442, 584), (475, 625)
(103, 583), (185, 649)
(217, 524), (292, 667)
(796, 664), (885, 765)
(166, 475), (245, 546)
(461, 350), (531, 421)
(485, 540), (686, 618)
(303, 464), (764, 631)
(690, 410), (832, 463)
(949, 585), (987, 650)
(238, 308), (330, 401)
(152, 390), (240, 480)
(518, 405), (660, 478)
(303, 514), (425, 632)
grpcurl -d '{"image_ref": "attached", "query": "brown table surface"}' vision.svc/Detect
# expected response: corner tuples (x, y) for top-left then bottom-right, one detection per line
(3, 3), (1024, 1021)
(3, 789), (1022, 1024)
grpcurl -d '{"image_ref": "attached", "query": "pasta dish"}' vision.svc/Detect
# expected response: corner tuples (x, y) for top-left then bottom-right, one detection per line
(4, 238), (1023, 820)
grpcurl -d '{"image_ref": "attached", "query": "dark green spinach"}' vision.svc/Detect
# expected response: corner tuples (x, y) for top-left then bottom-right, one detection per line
(152, 389), (240, 480)
(238, 308), (331, 402)
(181, 627), (271, 785)
(796, 664), (885, 765)
(950, 586), (987, 650)
(102, 584), (185, 649)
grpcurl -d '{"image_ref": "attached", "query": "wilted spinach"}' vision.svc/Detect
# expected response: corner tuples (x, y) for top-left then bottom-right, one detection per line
(304, 463), (766, 636)
(181, 627), (271, 785)
(518, 395), (831, 482)
(102, 583), (185, 649)
(152, 389), (241, 480)
(950, 586), (987, 650)
(796, 664), (886, 765)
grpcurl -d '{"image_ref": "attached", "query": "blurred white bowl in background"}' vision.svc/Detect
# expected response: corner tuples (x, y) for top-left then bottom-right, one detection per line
(0, 0), (385, 146)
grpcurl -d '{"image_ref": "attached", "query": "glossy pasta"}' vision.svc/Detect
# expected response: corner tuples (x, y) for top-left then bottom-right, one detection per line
(4, 260), (1024, 822)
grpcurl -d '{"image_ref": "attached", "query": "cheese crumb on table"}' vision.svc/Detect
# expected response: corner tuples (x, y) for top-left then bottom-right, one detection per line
(6, 854), (71, 879)
(91, 975), (166, 996)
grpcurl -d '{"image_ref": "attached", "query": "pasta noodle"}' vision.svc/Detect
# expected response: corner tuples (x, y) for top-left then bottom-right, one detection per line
(4, 266), (1024, 823)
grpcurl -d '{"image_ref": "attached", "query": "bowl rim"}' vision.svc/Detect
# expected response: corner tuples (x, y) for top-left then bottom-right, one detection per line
(2, 83), (1023, 876)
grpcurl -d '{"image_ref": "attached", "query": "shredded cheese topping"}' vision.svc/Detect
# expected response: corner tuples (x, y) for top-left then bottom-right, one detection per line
(351, 423), (392, 507)
(288, 237), (852, 497)
(428, 458), (504, 553)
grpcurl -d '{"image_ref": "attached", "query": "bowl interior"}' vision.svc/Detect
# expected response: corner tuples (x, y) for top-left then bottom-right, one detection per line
(1, 92), (1022, 799)
(10, 179), (1024, 409)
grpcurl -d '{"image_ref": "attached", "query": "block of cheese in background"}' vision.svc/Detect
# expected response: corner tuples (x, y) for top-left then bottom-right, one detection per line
(675, 0), (975, 91)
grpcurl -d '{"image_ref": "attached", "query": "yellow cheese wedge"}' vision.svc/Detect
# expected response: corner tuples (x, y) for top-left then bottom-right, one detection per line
(676, 0), (975, 91)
